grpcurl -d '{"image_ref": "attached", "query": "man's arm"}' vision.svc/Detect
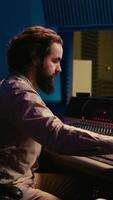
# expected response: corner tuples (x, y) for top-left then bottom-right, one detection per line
(12, 90), (113, 156)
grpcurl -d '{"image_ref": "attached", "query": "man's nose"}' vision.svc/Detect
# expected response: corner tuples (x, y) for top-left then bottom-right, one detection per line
(56, 64), (62, 73)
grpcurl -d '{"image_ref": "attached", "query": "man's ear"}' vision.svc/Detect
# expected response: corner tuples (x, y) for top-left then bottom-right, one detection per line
(32, 58), (40, 68)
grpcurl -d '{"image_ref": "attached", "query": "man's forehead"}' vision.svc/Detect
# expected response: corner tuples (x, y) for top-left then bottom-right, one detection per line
(50, 42), (63, 56)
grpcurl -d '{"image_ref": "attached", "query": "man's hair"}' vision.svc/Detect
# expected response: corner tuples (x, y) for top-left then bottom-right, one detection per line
(8, 26), (63, 74)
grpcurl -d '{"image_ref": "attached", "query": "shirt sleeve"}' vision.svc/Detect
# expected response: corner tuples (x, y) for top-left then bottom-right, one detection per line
(11, 90), (113, 156)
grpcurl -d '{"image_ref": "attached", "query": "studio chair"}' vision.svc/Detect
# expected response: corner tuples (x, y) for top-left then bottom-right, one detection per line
(0, 184), (23, 200)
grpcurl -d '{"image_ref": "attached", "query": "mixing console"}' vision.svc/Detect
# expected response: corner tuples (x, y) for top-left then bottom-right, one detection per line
(63, 96), (113, 166)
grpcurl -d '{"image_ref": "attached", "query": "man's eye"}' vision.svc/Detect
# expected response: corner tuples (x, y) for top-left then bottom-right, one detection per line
(53, 60), (58, 63)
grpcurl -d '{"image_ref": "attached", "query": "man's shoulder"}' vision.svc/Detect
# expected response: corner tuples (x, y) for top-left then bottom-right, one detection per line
(3, 74), (35, 93)
(0, 74), (44, 104)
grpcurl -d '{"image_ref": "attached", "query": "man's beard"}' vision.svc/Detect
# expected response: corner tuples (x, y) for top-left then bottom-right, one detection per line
(36, 67), (55, 94)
